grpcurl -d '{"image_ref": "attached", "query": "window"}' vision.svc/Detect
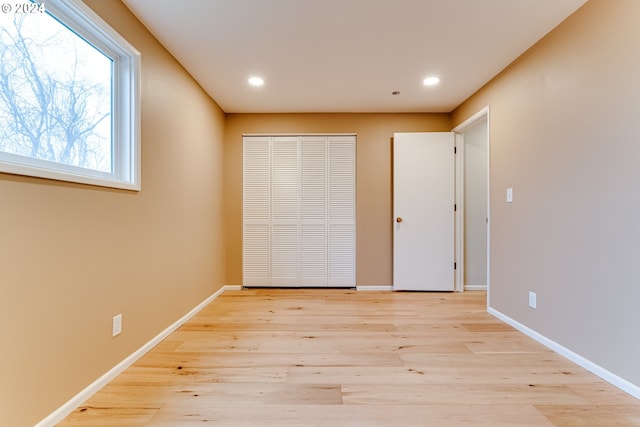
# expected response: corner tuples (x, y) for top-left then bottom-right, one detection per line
(0, 0), (140, 190)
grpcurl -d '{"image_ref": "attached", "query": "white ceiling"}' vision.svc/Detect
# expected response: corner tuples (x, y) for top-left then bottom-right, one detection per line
(121, 0), (587, 113)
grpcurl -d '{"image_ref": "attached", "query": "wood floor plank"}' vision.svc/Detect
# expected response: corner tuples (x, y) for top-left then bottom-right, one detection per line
(179, 321), (399, 332)
(341, 383), (590, 405)
(255, 331), (474, 354)
(465, 336), (551, 354)
(58, 290), (640, 427)
(462, 322), (517, 332)
(565, 382), (640, 405)
(286, 365), (464, 384)
(147, 404), (556, 427)
(59, 407), (159, 427)
(111, 366), (289, 385)
(534, 404), (640, 427)
(286, 364), (600, 386)
(153, 382), (344, 405)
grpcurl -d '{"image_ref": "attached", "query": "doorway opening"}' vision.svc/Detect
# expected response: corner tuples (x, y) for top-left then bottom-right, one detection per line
(453, 107), (490, 295)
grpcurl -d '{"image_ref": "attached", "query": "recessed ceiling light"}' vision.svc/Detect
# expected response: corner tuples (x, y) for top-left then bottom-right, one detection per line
(248, 76), (264, 86)
(423, 76), (440, 86)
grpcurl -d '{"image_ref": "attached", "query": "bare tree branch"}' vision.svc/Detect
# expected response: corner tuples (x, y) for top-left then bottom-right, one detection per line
(0, 14), (111, 171)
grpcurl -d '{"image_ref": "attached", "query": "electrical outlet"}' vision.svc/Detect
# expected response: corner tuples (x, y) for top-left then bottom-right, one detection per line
(112, 314), (122, 336)
(528, 291), (537, 309)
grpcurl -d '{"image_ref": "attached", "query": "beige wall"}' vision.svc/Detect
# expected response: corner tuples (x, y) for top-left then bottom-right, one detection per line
(0, 2), (227, 426)
(453, 0), (640, 387)
(224, 113), (451, 286)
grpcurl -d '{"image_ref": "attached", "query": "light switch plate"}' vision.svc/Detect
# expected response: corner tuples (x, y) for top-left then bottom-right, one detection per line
(112, 314), (122, 336)
(506, 188), (513, 203)
(528, 291), (537, 309)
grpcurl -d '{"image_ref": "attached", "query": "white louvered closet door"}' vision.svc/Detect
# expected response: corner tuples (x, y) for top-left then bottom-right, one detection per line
(242, 136), (271, 286)
(328, 136), (356, 286)
(300, 137), (328, 286)
(243, 135), (355, 287)
(270, 137), (299, 286)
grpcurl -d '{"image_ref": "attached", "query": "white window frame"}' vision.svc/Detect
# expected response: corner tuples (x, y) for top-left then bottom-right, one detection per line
(0, 0), (141, 191)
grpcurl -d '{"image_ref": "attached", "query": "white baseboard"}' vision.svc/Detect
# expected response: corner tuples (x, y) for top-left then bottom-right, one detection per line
(488, 307), (640, 400)
(356, 285), (393, 291)
(35, 285), (242, 427)
(464, 284), (487, 291)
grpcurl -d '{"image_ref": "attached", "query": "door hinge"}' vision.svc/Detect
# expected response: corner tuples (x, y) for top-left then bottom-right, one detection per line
(454, 262), (457, 270)
(454, 146), (457, 154)
(454, 204), (457, 212)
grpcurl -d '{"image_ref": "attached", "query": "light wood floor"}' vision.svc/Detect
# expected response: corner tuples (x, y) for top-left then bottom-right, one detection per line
(59, 289), (640, 426)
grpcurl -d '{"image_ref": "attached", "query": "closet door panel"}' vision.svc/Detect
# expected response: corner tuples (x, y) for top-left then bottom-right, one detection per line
(328, 136), (356, 286)
(243, 137), (270, 286)
(300, 137), (328, 285)
(270, 137), (299, 285)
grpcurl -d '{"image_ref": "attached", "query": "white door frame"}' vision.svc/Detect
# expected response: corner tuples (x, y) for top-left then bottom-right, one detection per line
(452, 106), (490, 295)
(454, 132), (464, 292)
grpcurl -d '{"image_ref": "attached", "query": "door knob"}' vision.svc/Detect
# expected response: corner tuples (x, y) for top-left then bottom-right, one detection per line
(396, 217), (403, 223)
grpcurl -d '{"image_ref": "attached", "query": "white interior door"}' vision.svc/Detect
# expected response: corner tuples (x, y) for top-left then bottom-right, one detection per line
(393, 132), (455, 291)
